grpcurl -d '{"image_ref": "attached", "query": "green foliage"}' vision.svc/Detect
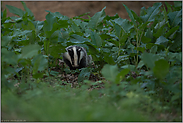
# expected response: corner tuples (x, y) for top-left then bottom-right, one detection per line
(101, 64), (119, 83)
(153, 59), (169, 80)
(21, 44), (41, 58)
(78, 68), (91, 82)
(88, 6), (106, 29)
(1, 1), (182, 122)
(2, 84), (149, 122)
(141, 2), (162, 22)
(101, 64), (130, 84)
(6, 5), (25, 17)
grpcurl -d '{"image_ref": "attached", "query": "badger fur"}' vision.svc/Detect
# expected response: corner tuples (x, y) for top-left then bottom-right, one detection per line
(63, 45), (92, 70)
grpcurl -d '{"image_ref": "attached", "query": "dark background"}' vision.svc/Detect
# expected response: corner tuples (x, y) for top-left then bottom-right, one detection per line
(2, 1), (173, 21)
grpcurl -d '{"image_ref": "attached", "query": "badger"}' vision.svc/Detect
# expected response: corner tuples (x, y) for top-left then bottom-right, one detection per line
(63, 45), (92, 70)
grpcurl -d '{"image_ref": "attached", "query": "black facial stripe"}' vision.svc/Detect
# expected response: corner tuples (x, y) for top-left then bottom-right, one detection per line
(77, 48), (81, 65)
(68, 49), (74, 65)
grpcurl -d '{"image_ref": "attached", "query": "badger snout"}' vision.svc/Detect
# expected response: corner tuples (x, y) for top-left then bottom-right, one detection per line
(72, 64), (79, 67)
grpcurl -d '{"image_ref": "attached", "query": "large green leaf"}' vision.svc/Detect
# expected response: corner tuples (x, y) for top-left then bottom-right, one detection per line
(114, 23), (121, 38)
(45, 21), (69, 39)
(100, 33), (114, 40)
(112, 18), (133, 33)
(78, 68), (91, 82)
(87, 44), (98, 55)
(1, 36), (12, 47)
(141, 52), (160, 70)
(2, 48), (18, 65)
(140, 7), (146, 16)
(70, 34), (90, 44)
(57, 20), (70, 28)
(6, 5), (24, 17)
(2, 9), (7, 23)
(145, 28), (154, 40)
(153, 24), (166, 38)
(169, 31), (182, 51)
(119, 32), (130, 45)
(165, 26), (179, 38)
(22, 21), (35, 30)
(131, 10), (143, 24)
(168, 10), (182, 27)
(115, 68), (130, 84)
(123, 4), (137, 27)
(21, 44), (41, 59)
(101, 64), (119, 83)
(150, 45), (158, 54)
(155, 36), (169, 47)
(21, 1), (34, 17)
(104, 55), (115, 65)
(49, 45), (63, 58)
(71, 23), (81, 33)
(32, 54), (48, 74)
(141, 36), (151, 43)
(153, 59), (169, 80)
(28, 21), (36, 30)
(43, 12), (57, 32)
(140, 2), (162, 22)
(88, 6), (106, 29)
(49, 30), (59, 44)
(137, 60), (145, 69)
(27, 30), (36, 44)
(90, 30), (102, 47)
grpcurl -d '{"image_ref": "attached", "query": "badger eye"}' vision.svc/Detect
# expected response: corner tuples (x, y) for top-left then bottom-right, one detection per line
(78, 48), (81, 51)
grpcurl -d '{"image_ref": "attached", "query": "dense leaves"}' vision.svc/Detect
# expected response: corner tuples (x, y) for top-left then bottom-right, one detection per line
(1, 1), (182, 122)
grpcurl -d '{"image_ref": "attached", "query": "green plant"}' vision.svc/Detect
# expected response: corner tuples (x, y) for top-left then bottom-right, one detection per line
(1, 1), (182, 122)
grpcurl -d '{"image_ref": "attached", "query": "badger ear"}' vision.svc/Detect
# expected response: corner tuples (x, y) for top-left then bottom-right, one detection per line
(81, 47), (86, 50)
(81, 47), (87, 53)
(65, 46), (72, 51)
(65, 47), (69, 51)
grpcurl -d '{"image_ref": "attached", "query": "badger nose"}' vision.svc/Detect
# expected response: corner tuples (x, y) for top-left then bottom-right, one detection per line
(72, 64), (79, 67)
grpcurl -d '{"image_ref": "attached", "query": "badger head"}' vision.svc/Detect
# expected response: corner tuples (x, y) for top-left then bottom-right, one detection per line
(63, 45), (92, 70)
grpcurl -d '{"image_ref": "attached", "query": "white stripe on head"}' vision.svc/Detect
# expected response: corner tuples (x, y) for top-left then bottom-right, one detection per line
(73, 46), (78, 67)
(79, 50), (84, 62)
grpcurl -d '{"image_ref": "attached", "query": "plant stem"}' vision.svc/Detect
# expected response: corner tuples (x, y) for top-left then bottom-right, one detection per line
(136, 29), (139, 67)
(118, 38), (121, 57)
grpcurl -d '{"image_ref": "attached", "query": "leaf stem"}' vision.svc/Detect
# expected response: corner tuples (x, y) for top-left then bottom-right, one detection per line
(136, 29), (139, 67)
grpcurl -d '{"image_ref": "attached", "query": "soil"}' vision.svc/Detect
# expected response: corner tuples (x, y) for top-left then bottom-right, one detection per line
(2, 1), (174, 21)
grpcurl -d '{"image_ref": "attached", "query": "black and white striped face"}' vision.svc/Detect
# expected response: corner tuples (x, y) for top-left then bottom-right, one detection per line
(63, 45), (85, 69)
